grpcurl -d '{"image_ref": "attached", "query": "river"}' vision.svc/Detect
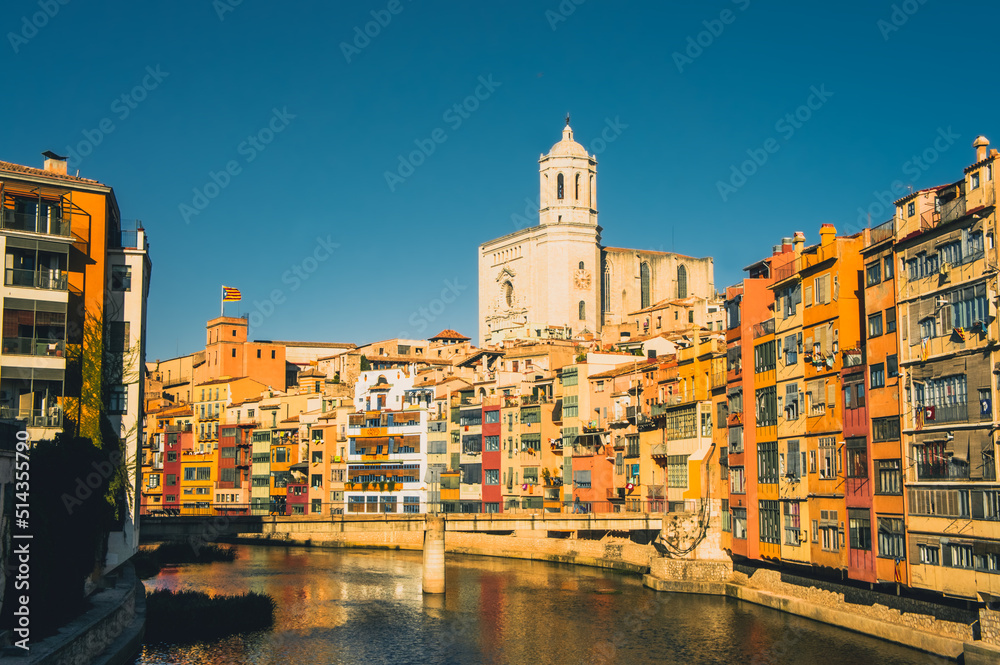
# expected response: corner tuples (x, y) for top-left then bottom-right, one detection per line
(136, 544), (951, 665)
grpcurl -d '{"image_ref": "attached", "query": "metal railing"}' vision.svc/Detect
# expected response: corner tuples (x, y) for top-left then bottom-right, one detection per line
(1, 210), (71, 237)
(1, 337), (65, 357)
(867, 218), (894, 246)
(753, 318), (775, 339)
(939, 196), (966, 225)
(5, 268), (68, 290)
(0, 407), (63, 427)
(138, 500), (675, 517)
(922, 401), (969, 424)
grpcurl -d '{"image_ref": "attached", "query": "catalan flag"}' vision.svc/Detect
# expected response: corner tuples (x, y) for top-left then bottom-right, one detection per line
(222, 286), (241, 302)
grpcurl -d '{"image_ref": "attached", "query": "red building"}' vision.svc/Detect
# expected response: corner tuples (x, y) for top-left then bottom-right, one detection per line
(482, 400), (503, 512)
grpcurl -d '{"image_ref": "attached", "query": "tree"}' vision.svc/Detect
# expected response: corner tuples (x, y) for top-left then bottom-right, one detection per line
(360, 355), (371, 371)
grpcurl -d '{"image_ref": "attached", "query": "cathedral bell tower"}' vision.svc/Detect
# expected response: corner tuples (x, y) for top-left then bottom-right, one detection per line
(538, 117), (598, 227)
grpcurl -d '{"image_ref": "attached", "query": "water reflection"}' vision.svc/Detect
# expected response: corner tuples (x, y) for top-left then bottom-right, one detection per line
(138, 545), (952, 665)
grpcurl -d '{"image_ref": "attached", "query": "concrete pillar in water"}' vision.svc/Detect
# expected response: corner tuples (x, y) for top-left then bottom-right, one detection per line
(422, 514), (445, 594)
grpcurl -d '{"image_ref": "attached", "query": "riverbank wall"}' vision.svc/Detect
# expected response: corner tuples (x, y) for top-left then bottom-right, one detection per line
(2, 564), (146, 665)
(230, 526), (998, 663)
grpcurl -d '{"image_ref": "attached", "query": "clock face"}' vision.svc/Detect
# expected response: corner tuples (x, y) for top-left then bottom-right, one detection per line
(574, 269), (591, 290)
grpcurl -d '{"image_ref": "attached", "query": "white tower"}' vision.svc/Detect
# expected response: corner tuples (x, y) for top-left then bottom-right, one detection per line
(539, 118), (598, 227)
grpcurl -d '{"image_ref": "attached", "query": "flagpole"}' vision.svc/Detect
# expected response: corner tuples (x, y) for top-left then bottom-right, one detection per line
(221, 285), (224, 318)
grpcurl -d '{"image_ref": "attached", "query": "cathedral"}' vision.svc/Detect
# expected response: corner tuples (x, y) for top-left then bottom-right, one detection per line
(478, 121), (715, 346)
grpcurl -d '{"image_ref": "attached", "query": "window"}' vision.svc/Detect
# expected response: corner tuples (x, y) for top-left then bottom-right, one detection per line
(579, 300), (586, 320)
(883, 307), (896, 334)
(951, 282), (989, 329)
(918, 544), (940, 565)
(844, 382), (864, 409)
(760, 500), (780, 544)
(758, 441), (778, 484)
(484, 435), (500, 452)
(872, 416), (899, 442)
(271, 350), (276, 359)
(971, 171), (980, 189)
(557, 173), (564, 199)
(732, 508), (747, 540)
(876, 459), (902, 494)
(667, 455), (688, 488)
(870, 363), (885, 389)
(866, 262), (881, 287)
(784, 383), (800, 420)
(575, 175), (580, 200)
(846, 438), (867, 478)
(877, 517), (905, 559)
(755, 386), (777, 427)
(111, 265), (132, 291)
(109, 321), (130, 352)
(883, 256), (894, 280)
(730, 466), (746, 494)
(849, 509), (871, 551)
(722, 499), (731, 532)
(754, 341), (776, 373)
(907, 201), (915, 217)
(109, 385), (127, 414)
(786, 440), (801, 479)
(485, 469), (499, 485)
(819, 437), (837, 479)
(728, 425), (743, 454)
(887, 354), (898, 378)
(868, 312), (883, 338)
(640, 263), (651, 308)
(485, 410), (500, 424)
(677, 265), (688, 299)
(784, 502), (802, 545)
(807, 380), (826, 417)
(948, 543), (973, 569)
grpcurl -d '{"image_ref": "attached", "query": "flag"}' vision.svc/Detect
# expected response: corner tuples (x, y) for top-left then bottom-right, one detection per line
(222, 286), (241, 302)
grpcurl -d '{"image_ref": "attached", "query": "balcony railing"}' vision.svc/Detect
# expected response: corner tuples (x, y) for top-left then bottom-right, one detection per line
(1, 337), (65, 357)
(0, 407), (63, 428)
(939, 195), (966, 225)
(752, 318), (775, 339)
(867, 218), (895, 246)
(916, 462), (969, 481)
(164, 423), (192, 433)
(5, 268), (68, 290)
(1, 210), (71, 237)
(922, 402), (969, 425)
(650, 443), (668, 458)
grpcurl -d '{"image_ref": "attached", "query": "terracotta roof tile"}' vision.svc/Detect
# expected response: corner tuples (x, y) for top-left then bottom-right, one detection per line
(0, 160), (106, 186)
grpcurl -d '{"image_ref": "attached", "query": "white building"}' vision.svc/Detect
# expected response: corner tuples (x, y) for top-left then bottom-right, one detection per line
(479, 121), (715, 346)
(346, 368), (429, 513)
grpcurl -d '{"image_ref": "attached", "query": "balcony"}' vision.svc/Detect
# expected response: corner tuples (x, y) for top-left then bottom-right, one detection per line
(0, 406), (63, 428)
(752, 318), (775, 339)
(5, 268), (68, 291)
(939, 195), (966, 225)
(916, 462), (969, 481)
(646, 484), (665, 499)
(921, 402), (970, 425)
(165, 423), (192, 433)
(650, 443), (668, 459)
(867, 218), (894, 246)
(1, 337), (65, 357)
(1, 209), (71, 237)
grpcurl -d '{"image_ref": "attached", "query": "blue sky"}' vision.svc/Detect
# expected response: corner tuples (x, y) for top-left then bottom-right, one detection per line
(6, 0), (999, 360)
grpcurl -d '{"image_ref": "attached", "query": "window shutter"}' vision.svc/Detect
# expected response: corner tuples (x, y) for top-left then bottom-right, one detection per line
(826, 382), (836, 407)
(972, 490), (985, 519)
(942, 543), (952, 567)
(804, 285), (813, 305)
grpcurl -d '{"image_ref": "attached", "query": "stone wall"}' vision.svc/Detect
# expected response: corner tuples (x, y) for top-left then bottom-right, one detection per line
(980, 606), (1000, 646)
(9, 565), (145, 665)
(730, 566), (974, 644)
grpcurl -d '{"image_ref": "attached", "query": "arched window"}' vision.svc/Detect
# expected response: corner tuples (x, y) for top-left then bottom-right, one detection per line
(579, 300), (586, 320)
(503, 281), (514, 307)
(602, 263), (612, 314)
(677, 265), (688, 299)
(575, 173), (580, 199)
(557, 173), (564, 199)
(590, 175), (594, 206)
(579, 261), (585, 270)
(640, 262), (651, 309)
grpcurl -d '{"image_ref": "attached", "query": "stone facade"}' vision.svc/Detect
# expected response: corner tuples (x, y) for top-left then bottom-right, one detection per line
(479, 123), (714, 345)
(980, 606), (1000, 646)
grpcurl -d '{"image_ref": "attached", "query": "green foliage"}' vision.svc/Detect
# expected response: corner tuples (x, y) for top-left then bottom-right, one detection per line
(145, 589), (275, 642)
(1, 435), (116, 634)
(360, 355), (371, 371)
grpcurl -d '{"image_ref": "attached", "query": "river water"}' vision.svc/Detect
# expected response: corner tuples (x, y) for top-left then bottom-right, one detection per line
(136, 544), (951, 665)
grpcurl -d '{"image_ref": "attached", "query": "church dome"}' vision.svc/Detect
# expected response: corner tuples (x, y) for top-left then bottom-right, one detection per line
(548, 123), (589, 158)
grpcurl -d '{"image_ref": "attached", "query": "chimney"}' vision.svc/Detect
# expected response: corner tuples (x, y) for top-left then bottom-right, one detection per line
(793, 231), (805, 257)
(42, 151), (68, 175)
(819, 224), (836, 247)
(974, 136), (989, 163)
(781, 236), (793, 253)
(772, 245), (782, 256)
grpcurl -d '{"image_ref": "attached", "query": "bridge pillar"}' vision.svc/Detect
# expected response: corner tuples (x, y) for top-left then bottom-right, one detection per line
(422, 515), (445, 594)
